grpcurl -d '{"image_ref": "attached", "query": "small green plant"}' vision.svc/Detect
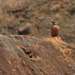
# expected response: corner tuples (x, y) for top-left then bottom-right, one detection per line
(69, 7), (75, 14)
(71, 2), (75, 5)
(70, 44), (75, 48)
(28, 29), (32, 34)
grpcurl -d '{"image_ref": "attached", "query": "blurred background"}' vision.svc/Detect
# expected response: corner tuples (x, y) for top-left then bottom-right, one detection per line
(0, 0), (75, 47)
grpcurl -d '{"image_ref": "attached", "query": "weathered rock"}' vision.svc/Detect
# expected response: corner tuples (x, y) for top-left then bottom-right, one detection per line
(0, 35), (75, 75)
(18, 23), (31, 35)
(25, 9), (34, 19)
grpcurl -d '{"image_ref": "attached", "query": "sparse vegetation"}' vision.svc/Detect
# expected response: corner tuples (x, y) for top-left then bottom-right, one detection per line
(55, 17), (59, 20)
(71, 2), (75, 5)
(69, 7), (75, 14)
(41, 8), (51, 14)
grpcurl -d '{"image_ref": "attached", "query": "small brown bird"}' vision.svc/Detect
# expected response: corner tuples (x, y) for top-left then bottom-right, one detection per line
(51, 21), (59, 37)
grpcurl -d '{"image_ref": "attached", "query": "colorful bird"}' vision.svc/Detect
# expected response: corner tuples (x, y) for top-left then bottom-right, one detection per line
(51, 21), (59, 37)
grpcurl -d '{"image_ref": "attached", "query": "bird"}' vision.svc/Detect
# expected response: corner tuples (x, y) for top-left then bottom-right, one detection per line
(50, 21), (59, 37)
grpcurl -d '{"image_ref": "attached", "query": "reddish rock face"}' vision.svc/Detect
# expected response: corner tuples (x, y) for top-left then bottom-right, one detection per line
(51, 25), (59, 37)
(0, 35), (75, 75)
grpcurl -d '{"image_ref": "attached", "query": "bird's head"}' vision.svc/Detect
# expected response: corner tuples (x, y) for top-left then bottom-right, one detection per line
(50, 21), (57, 25)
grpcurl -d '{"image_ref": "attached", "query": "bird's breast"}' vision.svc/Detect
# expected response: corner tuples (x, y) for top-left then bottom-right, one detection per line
(51, 25), (59, 36)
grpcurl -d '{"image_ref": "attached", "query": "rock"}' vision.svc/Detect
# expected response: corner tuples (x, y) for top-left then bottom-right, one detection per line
(0, 35), (75, 75)
(19, 18), (25, 23)
(25, 9), (34, 19)
(18, 23), (31, 35)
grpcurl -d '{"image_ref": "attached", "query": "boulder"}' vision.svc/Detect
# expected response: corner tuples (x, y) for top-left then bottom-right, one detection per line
(0, 35), (75, 75)
(18, 23), (31, 35)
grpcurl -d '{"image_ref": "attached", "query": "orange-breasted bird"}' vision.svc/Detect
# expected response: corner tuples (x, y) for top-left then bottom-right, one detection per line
(51, 21), (59, 37)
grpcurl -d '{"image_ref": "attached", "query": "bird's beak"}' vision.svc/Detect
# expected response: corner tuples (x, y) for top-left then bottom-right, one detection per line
(50, 21), (55, 24)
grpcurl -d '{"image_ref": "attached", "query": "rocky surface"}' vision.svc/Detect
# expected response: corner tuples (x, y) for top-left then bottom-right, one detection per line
(0, 0), (75, 46)
(0, 34), (75, 75)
